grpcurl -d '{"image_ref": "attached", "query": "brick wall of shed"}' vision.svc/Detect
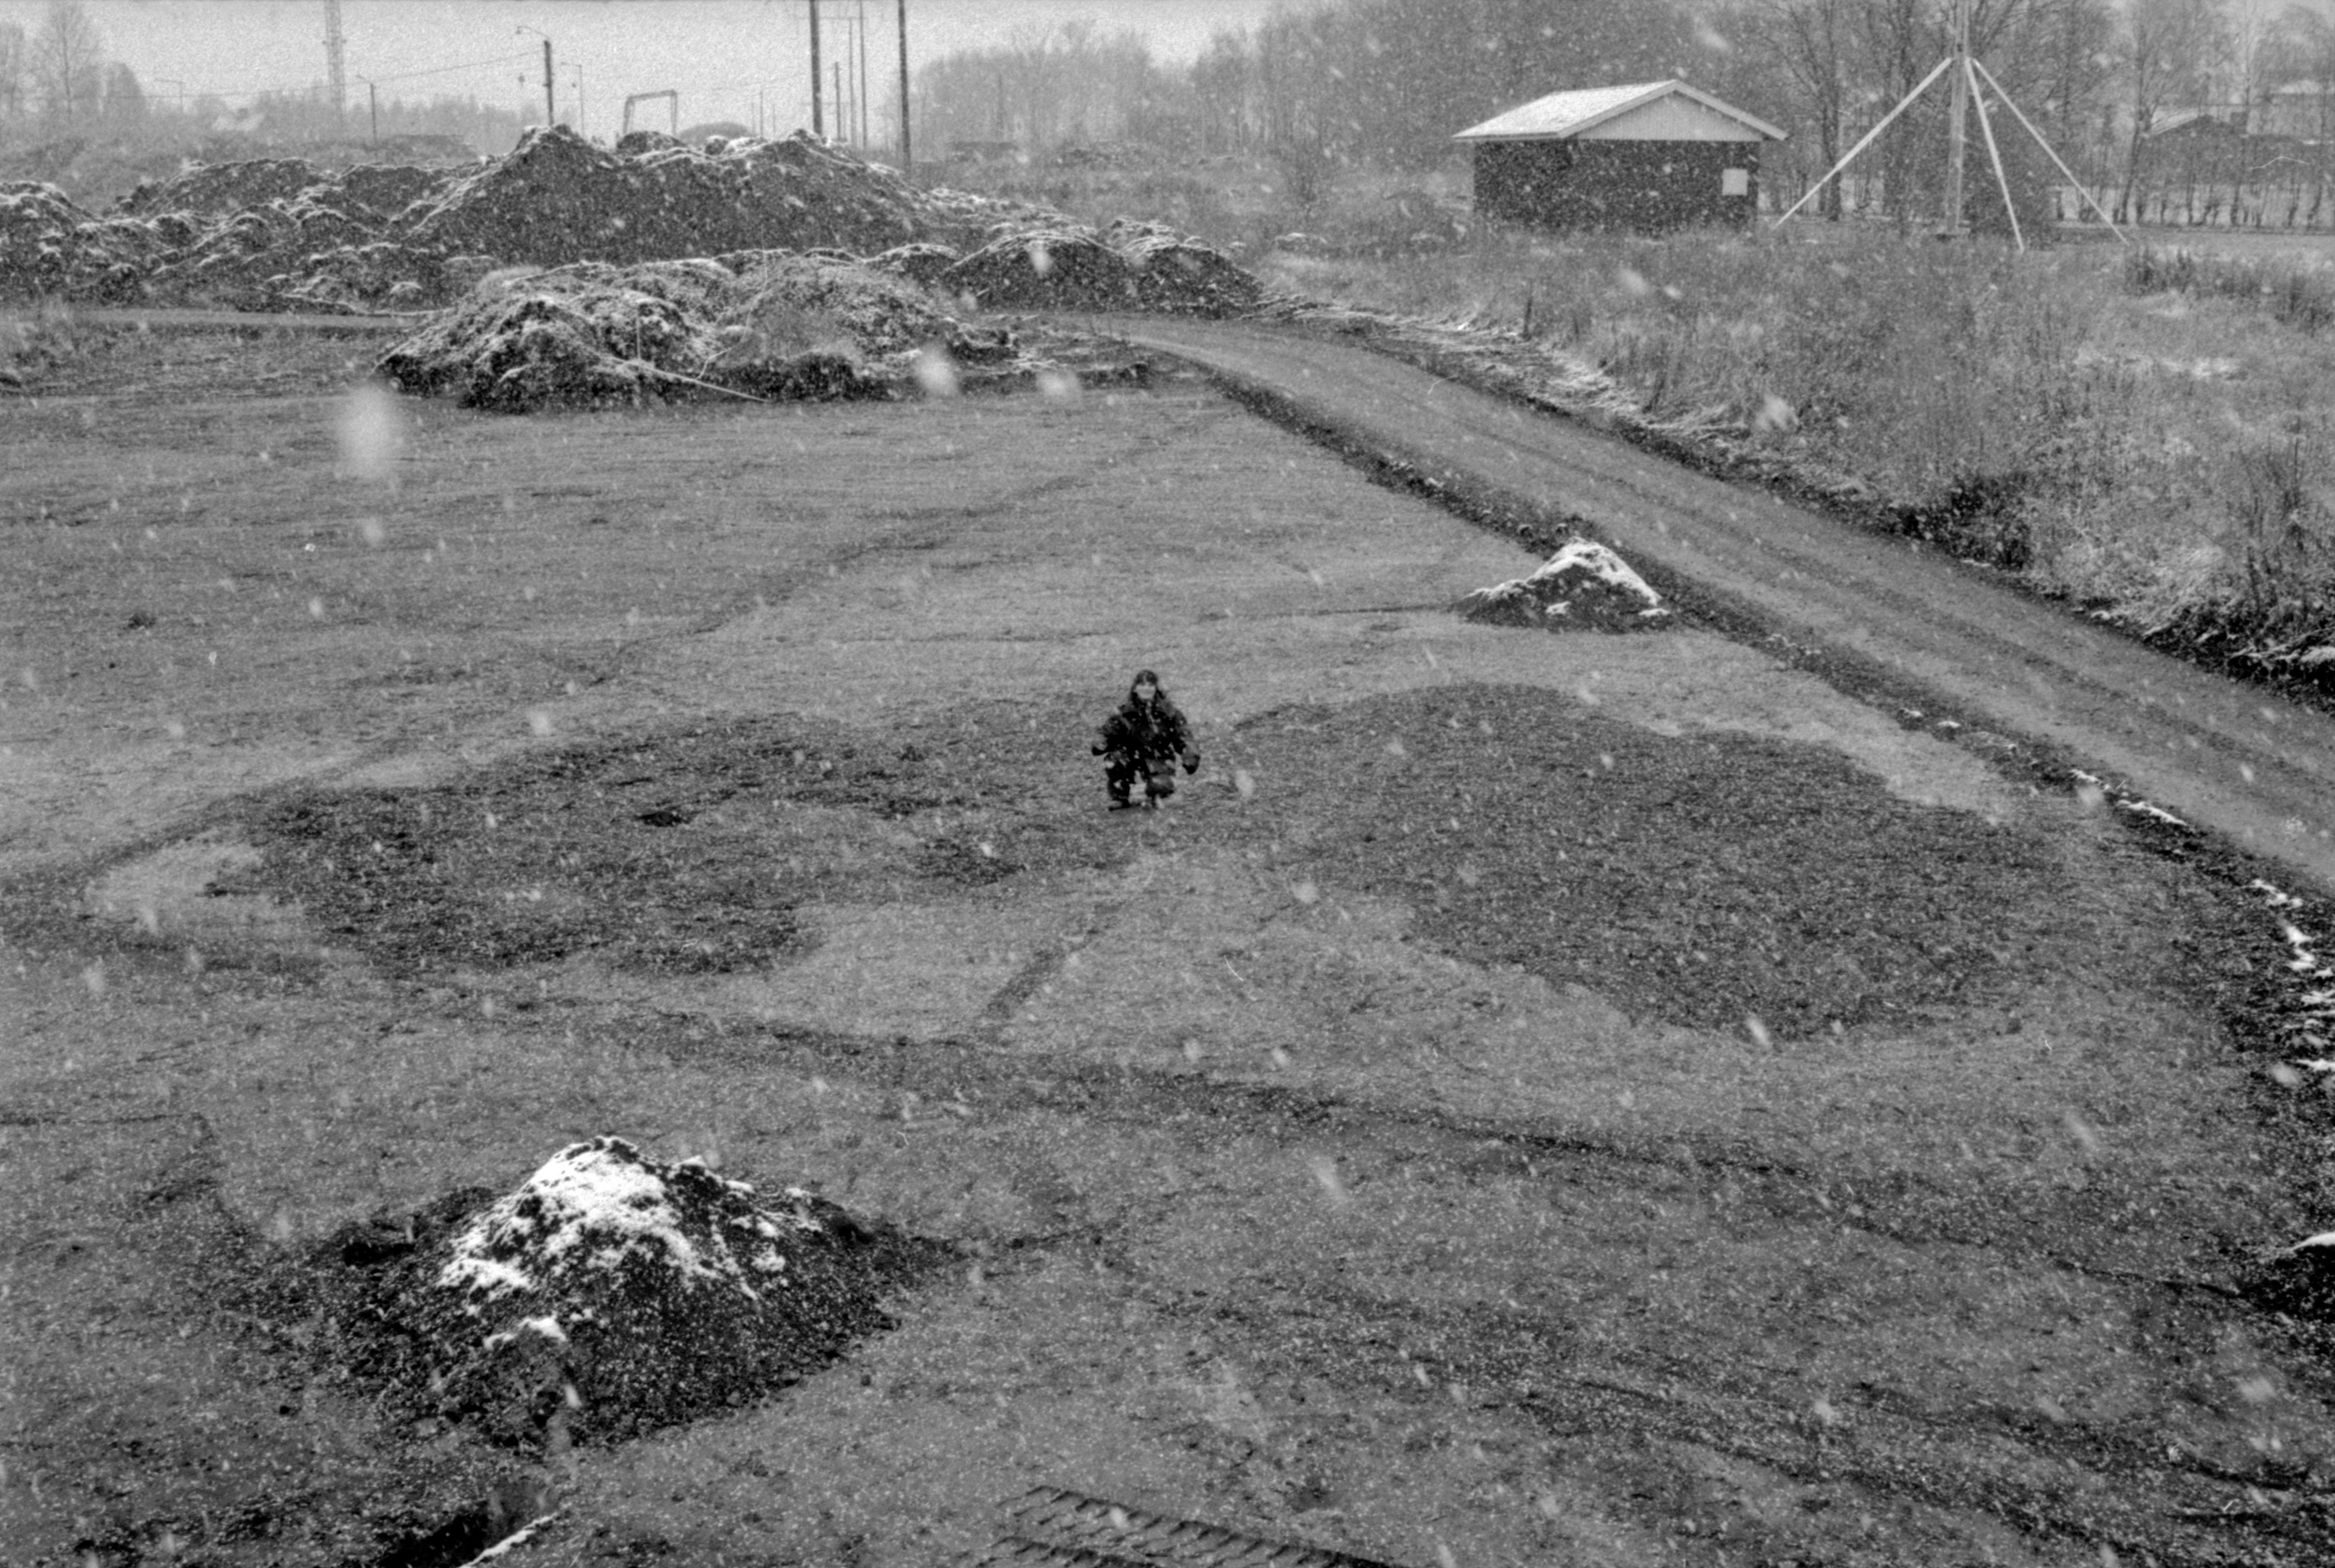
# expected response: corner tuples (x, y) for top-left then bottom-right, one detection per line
(1472, 140), (1760, 231)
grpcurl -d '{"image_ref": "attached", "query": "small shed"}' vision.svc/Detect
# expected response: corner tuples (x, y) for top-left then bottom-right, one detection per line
(1455, 80), (1785, 231)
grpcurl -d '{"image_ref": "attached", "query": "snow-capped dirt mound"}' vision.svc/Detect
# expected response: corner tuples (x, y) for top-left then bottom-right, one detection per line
(375, 252), (984, 410)
(1456, 540), (1672, 631)
(314, 1136), (945, 1445)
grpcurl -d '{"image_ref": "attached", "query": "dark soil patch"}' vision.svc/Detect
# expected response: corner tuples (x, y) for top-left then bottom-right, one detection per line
(1228, 684), (2062, 1038)
(239, 681), (2076, 1036)
(237, 697), (1120, 977)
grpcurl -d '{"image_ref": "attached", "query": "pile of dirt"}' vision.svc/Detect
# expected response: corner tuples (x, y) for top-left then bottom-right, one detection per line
(1455, 539), (1672, 630)
(1, 128), (1056, 313)
(373, 251), (1000, 410)
(398, 125), (1016, 267)
(138, 187), (397, 311)
(4, 127), (1267, 325)
(942, 225), (1135, 309)
(939, 218), (1260, 316)
(867, 240), (963, 288)
(1106, 218), (1267, 314)
(307, 1136), (947, 1445)
(121, 156), (346, 217)
(0, 181), (185, 300)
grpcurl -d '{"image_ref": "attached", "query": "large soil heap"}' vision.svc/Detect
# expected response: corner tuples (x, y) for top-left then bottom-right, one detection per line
(0, 127), (1061, 313)
(312, 1136), (944, 1445)
(1, 128), (1265, 327)
(398, 126), (1005, 265)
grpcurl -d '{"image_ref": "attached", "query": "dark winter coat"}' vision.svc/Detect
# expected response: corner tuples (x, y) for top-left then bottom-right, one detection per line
(1094, 684), (1193, 764)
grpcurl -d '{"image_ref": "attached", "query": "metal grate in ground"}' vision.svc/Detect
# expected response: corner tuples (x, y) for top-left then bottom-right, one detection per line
(970, 1486), (1412, 1568)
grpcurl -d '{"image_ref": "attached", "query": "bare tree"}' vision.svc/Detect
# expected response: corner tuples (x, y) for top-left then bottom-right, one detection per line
(2274, 3), (2335, 221)
(1191, 28), (1254, 154)
(999, 23), (1065, 147)
(101, 59), (144, 124)
(30, 0), (104, 123)
(2012, 0), (2118, 164)
(0, 21), (26, 118)
(1251, 6), (1340, 203)
(1734, 0), (1860, 217)
(2120, 0), (2228, 218)
(2222, 0), (2289, 130)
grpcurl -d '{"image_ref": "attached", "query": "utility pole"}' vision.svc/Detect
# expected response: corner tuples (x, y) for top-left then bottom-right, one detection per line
(857, 0), (870, 148)
(897, 0), (910, 171)
(1940, 0), (1971, 234)
(515, 26), (555, 128)
(365, 78), (378, 143)
(323, 0), (346, 123)
(809, 0), (824, 137)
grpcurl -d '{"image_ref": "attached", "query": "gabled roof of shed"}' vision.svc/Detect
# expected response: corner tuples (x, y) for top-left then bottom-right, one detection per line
(1454, 80), (1786, 144)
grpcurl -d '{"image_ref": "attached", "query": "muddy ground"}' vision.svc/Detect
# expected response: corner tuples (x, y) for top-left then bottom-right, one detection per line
(4, 319), (2335, 1566)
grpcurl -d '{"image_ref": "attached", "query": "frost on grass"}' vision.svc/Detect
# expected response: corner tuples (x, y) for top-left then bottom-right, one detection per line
(2233, 879), (2335, 1323)
(1454, 539), (1671, 631)
(304, 1136), (948, 1445)
(2247, 879), (2335, 1058)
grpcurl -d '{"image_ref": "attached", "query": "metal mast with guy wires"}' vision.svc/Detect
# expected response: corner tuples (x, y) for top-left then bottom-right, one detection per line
(1770, 0), (2125, 248)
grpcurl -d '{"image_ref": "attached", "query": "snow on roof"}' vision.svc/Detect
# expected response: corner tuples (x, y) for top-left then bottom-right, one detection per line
(1454, 80), (1786, 144)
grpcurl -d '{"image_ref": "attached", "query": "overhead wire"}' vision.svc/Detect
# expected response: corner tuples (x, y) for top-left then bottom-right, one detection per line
(143, 49), (540, 105)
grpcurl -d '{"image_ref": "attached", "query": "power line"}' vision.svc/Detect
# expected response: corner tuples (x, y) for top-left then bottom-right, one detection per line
(366, 50), (540, 87)
(142, 50), (539, 105)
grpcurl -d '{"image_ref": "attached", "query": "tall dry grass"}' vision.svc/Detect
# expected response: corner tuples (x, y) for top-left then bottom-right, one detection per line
(2125, 245), (2335, 335)
(1254, 222), (2335, 678)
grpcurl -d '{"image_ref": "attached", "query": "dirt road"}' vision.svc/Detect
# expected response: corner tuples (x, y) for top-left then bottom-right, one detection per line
(1105, 316), (2335, 897)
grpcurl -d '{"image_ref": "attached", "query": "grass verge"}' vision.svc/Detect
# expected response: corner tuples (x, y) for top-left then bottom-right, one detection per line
(1249, 223), (2335, 697)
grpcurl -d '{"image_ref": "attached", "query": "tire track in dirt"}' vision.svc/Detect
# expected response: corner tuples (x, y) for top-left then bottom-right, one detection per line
(1098, 317), (2335, 897)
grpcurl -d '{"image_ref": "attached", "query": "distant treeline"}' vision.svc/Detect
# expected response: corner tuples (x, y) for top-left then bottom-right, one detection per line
(909, 0), (2335, 228)
(0, 0), (522, 157)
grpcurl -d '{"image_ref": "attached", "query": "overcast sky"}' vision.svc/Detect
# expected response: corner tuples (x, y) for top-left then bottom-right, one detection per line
(3, 0), (1286, 138)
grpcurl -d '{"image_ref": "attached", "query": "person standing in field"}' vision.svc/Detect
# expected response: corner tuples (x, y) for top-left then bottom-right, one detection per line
(1092, 668), (1199, 810)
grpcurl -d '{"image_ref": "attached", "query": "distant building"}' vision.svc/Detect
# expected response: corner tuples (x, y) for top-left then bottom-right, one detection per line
(1454, 80), (1785, 232)
(2150, 83), (2335, 142)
